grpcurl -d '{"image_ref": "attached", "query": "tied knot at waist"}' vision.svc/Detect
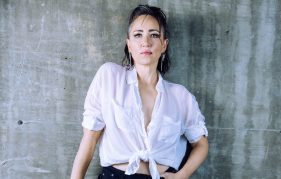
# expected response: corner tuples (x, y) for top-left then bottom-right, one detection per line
(137, 150), (150, 161)
(125, 150), (160, 179)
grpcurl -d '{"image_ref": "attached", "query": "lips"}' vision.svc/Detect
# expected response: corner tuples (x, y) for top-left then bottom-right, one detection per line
(140, 51), (152, 55)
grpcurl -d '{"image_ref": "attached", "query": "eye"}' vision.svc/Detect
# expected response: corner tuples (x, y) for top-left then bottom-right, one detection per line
(133, 33), (142, 38)
(151, 33), (160, 38)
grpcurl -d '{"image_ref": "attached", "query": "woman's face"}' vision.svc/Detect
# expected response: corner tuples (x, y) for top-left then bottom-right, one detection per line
(126, 15), (168, 70)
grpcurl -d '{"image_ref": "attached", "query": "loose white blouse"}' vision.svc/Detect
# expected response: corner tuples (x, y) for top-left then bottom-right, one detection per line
(82, 62), (208, 179)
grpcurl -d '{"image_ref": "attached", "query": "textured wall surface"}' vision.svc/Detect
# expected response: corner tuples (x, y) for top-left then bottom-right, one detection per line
(0, 0), (280, 179)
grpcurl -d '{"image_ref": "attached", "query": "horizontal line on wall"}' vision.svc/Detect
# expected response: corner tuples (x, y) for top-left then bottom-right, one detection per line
(207, 127), (280, 132)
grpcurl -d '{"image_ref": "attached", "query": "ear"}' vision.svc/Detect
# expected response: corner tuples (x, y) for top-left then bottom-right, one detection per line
(162, 39), (169, 53)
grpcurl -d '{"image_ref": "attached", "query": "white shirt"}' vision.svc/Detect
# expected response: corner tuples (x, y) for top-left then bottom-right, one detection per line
(82, 62), (208, 179)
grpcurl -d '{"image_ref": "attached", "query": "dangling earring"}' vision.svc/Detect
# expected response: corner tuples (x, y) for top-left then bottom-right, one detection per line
(161, 53), (165, 71)
(129, 53), (132, 67)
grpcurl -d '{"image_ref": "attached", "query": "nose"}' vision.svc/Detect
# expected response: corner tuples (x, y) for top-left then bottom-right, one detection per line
(141, 36), (151, 47)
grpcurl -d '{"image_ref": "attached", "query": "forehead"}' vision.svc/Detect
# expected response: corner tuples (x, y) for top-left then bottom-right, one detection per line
(130, 15), (160, 31)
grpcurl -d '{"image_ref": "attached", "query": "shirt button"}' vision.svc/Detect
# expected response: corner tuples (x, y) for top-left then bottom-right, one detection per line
(111, 173), (114, 177)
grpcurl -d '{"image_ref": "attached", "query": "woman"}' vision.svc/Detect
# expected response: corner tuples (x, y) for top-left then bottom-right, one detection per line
(71, 4), (208, 179)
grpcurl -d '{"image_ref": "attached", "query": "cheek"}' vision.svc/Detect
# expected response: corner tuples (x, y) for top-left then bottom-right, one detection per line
(155, 45), (164, 53)
(129, 43), (140, 52)
(127, 40), (135, 51)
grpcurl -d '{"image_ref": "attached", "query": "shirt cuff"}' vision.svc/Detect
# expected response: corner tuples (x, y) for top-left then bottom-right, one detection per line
(82, 117), (105, 131)
(184, 123), (208, 143)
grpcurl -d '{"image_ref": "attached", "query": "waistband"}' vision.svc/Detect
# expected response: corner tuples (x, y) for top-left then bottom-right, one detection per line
(100, 166), (177, 179)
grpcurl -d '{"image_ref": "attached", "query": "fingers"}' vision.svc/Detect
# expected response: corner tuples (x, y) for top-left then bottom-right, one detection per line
(160, 172), (167, 178)
(160, 172), (173, 179)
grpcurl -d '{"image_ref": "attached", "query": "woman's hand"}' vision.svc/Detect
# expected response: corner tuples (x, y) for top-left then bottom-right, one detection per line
(167, 136), (208, 179)
(161, 137), (208, 179)
(161, 172), (188, 179)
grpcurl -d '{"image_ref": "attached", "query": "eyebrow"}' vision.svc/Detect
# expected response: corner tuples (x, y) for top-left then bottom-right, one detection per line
(133, 29), (160, 33)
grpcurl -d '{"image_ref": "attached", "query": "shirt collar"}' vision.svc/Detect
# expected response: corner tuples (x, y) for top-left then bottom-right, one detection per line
(126, 67), (165, 93)
(126, 68), (138, 84)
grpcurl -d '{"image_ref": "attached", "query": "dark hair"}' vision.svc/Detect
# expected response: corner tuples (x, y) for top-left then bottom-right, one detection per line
(122, 4), (171, 75)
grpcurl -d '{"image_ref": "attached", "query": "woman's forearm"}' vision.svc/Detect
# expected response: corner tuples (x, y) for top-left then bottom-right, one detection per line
(71, 143), (96, 179)
(70, 128), (102, 179)
(177, 137), (209, 179)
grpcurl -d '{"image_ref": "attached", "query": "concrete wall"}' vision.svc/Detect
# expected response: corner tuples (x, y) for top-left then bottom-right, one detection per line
(0, 0), (280, 178)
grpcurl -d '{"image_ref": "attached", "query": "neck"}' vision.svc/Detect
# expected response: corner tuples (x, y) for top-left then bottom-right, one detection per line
(135, 65), (158, 86)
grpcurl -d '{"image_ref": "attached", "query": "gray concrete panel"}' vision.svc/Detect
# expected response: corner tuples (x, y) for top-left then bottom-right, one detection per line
(0, 0), (280, 178)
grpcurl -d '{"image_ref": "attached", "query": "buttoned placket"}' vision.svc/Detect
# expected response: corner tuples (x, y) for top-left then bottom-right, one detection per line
(129, 82), (162, 178)
(134, 83), (150, 148)
(125, 68), (163, 179)
(134, 82), (161, 149)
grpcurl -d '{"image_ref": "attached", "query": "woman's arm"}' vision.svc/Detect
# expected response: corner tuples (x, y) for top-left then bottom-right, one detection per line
(70, 128), (103, 179)
(162, 136), (209, 179)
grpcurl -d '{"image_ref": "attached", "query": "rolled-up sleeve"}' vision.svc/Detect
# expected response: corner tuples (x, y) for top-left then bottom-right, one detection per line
(82, 65), (105, 131)
(183, 94), (208, 143)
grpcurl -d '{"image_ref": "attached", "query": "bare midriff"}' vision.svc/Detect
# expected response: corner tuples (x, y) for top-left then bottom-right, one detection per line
(113, 161), (169, 175)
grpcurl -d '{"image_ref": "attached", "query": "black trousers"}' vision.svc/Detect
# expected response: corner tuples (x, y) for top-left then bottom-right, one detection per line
(97, 166), (177, 179)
